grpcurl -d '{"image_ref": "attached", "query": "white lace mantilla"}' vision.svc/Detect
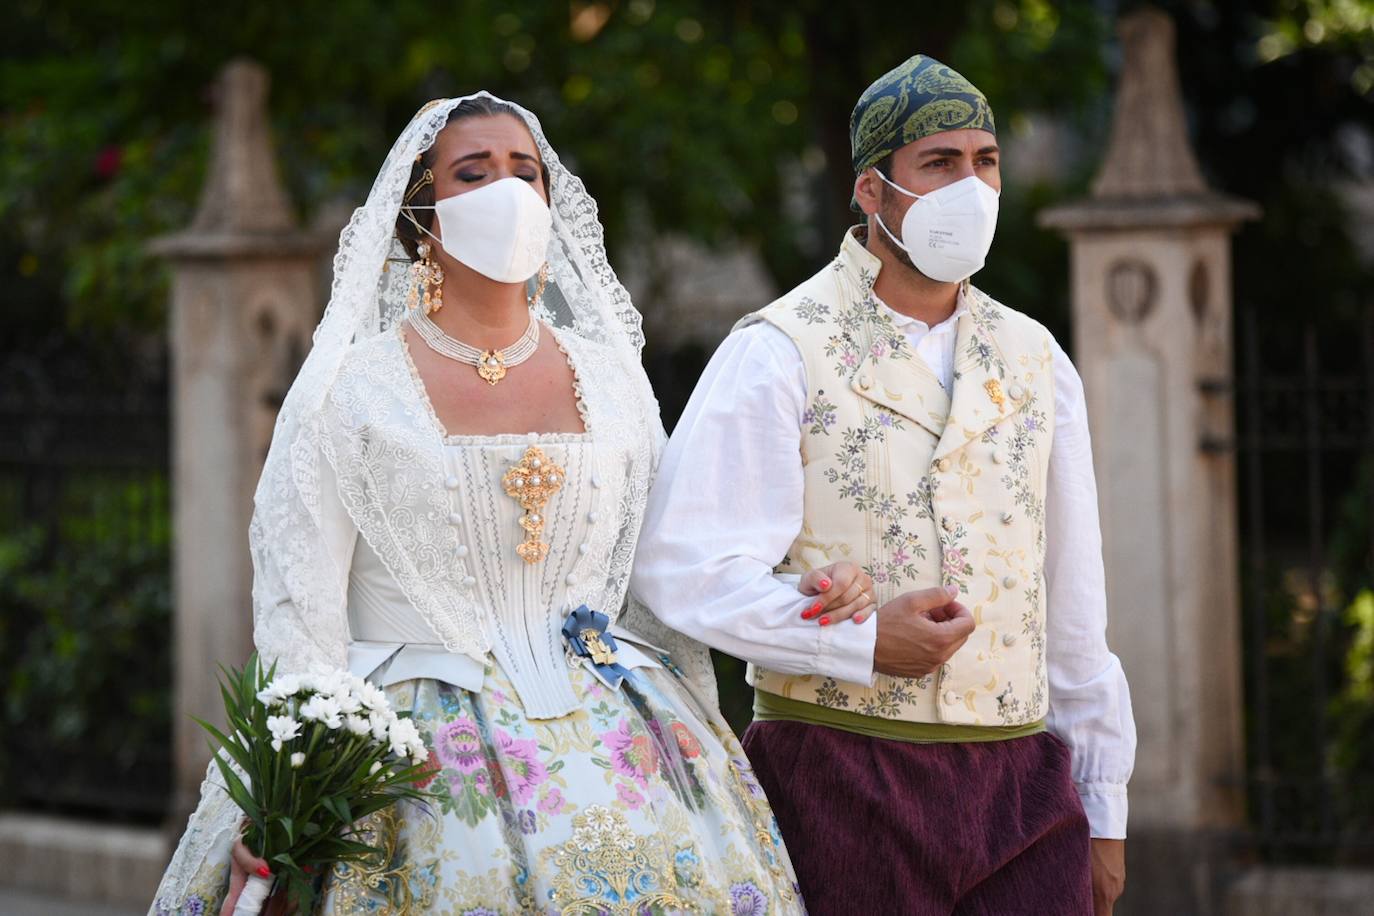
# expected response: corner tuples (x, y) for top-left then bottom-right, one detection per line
(150, 92), (717, 914)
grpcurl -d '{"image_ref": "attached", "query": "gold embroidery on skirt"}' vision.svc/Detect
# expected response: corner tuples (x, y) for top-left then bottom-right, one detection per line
(544, 805), (693, 914)
(328, 806), (438, 914)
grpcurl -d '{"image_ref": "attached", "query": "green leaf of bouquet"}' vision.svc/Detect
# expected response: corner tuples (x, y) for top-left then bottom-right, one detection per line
(323, 795), (352, 824)
(217, 762), (261, 824)
(275, 815), (294, 845)
(191, 717), (254, 773)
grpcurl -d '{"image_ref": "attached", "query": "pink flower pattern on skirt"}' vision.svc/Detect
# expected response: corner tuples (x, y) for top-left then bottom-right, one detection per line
(433, 717), (484, 774)
(493, 729), (548, 805)
(599, 718), (661, 787)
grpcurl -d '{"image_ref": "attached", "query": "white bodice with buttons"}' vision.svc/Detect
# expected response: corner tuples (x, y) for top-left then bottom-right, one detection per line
(347, 430), (620, 719)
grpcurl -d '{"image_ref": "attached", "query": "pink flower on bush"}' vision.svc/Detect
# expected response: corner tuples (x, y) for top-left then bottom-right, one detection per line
(600, 719), (660, 787)
(494, 730), (548, 806)
(433, 718), (484, 774)
(942, 548), (965, 575)
(94, 146), (122, 180)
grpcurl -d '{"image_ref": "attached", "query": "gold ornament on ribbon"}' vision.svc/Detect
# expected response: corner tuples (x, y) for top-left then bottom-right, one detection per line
(984, 378), (1006, 412)
(501, 446), (565, 564)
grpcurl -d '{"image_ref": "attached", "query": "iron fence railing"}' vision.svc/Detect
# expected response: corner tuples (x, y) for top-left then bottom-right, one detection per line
(1235, 305), (1374, 862)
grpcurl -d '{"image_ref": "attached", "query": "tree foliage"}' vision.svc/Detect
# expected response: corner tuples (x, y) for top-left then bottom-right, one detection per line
(1, 0), (1108, 338)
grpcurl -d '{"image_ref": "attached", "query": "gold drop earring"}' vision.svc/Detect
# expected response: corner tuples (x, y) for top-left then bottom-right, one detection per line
(410, 240), (445, 315)
(527, 262), (549, 309)
(403, 167), (443, 314)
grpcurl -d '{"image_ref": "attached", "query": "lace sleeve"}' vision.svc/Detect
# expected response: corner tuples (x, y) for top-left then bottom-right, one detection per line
(249, 416), (356, 677)
(149, 421), (356, 914)
(148, 759), (239, 915)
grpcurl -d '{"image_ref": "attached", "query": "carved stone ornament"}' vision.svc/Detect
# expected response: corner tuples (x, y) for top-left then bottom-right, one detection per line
(1106, 258), (1157, 324)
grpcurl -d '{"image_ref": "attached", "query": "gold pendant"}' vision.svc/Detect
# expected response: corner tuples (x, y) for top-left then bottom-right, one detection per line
(501, 446), (566, 564)
(984, 379), (1006, 411)
(477, 350), (507, 385)
(581, 630), (618, 667)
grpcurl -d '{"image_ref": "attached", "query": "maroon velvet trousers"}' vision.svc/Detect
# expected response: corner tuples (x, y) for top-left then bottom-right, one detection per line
(742, 721), (1092, 916)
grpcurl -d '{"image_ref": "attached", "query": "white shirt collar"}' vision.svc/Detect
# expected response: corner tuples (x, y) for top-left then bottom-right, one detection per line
(872, 285), (969, 336)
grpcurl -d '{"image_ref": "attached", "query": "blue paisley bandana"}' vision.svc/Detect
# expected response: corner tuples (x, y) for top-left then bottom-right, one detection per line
(849, 54), (996, 178)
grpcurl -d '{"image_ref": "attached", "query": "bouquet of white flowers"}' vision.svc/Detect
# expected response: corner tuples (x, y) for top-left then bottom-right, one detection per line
(195, 653), (431, 915)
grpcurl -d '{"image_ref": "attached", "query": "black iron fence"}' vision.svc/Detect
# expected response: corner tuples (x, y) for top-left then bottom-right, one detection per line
(1235, 305), (1374, 862)
(0, 336), (172, 822)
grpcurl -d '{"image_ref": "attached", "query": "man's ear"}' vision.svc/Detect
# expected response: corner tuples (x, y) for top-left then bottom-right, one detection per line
(854, 168), (881, 216)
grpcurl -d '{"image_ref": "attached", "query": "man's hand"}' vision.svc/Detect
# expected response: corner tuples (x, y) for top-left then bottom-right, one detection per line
(872, 585), (974, 678)
(1091, 838), (1125, 916)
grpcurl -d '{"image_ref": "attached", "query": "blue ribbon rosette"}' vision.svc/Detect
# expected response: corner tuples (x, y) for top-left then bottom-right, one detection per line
(562, 605), (636, 690)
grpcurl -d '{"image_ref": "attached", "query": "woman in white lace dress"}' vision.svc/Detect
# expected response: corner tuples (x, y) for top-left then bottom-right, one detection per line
(147, 94), (869, 916)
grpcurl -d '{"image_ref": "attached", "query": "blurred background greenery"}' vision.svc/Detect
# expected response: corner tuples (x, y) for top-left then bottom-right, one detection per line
(2, 0), (1371, 860)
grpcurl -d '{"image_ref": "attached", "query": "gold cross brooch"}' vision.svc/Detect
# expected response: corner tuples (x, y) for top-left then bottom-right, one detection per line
(501, 446), (565, 564)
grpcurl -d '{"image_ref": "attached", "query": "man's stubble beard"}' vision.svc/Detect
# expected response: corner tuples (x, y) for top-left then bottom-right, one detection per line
(873, 185), (926, 280)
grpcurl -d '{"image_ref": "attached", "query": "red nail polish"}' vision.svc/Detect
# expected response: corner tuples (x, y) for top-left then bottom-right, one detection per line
(819, 578), (832, 591)
(256, 865), (271, 878)
(819, 616), (831, 626)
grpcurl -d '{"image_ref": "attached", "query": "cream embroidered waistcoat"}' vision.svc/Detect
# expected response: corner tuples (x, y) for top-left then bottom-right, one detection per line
(743, 231), (1056, 726)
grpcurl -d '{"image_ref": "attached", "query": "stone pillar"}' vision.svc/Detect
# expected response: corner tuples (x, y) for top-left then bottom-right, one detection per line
(1039, 9), (1259, 915)
(150, 60), (325, 824)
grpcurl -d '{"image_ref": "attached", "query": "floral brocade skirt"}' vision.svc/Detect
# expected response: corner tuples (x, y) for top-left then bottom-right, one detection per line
(311, 660), (802, 915)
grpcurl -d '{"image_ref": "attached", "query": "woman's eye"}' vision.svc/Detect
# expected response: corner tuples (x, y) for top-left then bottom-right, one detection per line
(457, 172), (485, 183)
(517, 172), (537, 182)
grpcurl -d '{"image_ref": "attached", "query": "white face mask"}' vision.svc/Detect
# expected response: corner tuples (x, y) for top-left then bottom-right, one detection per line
(872, 172), (1000, 283)
(407, 176), (551, 283)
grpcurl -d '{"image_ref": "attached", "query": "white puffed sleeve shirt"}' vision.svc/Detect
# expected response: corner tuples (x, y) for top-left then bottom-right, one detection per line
(631, 296), (1136, 839)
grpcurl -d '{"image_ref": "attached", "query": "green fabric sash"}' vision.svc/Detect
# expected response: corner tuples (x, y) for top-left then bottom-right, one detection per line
(753, 688), (1045, 744)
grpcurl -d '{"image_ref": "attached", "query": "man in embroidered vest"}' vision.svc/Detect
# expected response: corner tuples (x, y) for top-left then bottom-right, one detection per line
(632, 54), (1136, 915)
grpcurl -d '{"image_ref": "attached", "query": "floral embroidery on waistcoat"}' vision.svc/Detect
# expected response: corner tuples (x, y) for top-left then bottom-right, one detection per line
(750, 234), (1055, 728)
(802, 390), (839, 436)
(821, 264), (908, 376)
(794, 295), (831, 325)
